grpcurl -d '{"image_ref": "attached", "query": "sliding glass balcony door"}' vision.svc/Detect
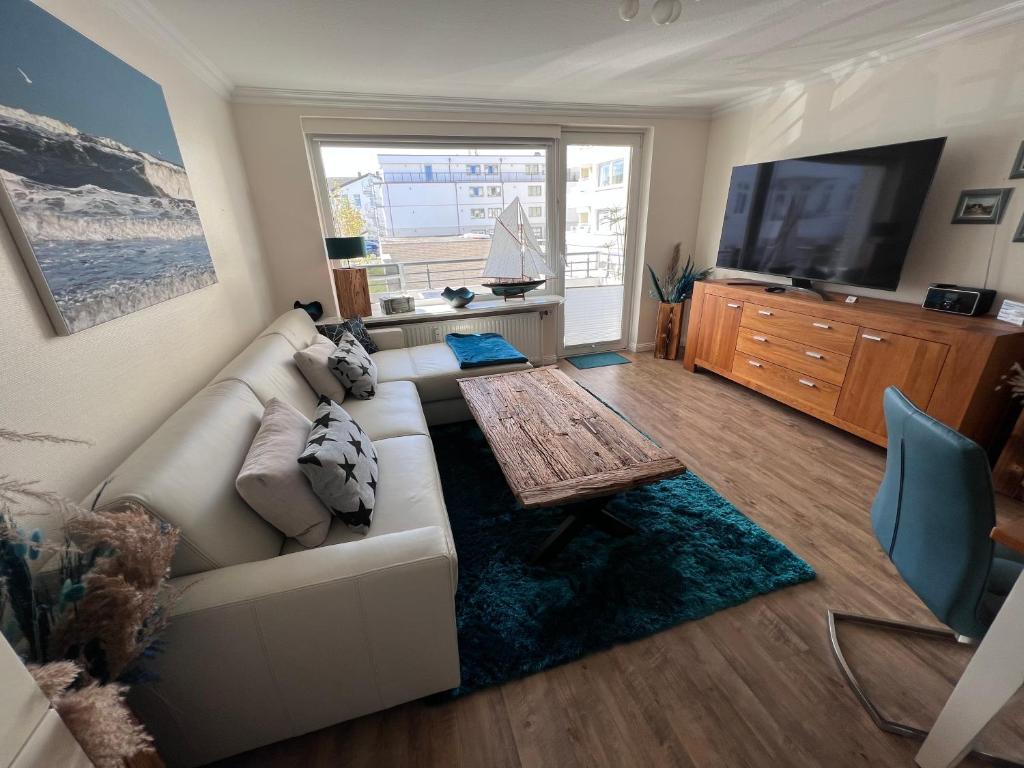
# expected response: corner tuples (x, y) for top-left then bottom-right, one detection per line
(559, 132), (642, 355)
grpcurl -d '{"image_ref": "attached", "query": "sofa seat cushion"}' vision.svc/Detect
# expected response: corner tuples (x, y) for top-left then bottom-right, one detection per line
(259, 308), (321, 351)
(281, 434), (454, 567)
(374, 343), (530, 403)
(88, 380), (286, 577)
(339, 381), (428, 441)
(212, 334), (319, 418)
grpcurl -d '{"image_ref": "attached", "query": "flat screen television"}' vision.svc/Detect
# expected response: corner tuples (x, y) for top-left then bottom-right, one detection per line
(716, 137), (946, 291)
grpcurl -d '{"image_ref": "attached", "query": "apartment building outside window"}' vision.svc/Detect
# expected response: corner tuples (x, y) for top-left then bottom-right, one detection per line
(315, 142), (550, 305)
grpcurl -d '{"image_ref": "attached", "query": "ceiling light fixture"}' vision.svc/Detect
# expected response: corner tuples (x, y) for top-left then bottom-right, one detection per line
(651, 0), (683, 25)
(618, 0), (640, 21)
(619, 0), (691, 26)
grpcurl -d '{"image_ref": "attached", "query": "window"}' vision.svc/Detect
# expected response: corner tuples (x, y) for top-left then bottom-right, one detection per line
(314, 141), (551, 305)
(567, 168), (581, 182)
(528, 185), (542, 197)
(532, 225), (543, 239)
(580, 166), (591, 180)
(525, 164), (542, 175)
(578, 210), (590, 225)
(598, 158), (624, 187)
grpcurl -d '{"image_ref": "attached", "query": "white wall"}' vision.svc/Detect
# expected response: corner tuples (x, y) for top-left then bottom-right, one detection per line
(231, 102), (709, 347)
(695, 21), (1024, 305)
(0, 1), (274, 509)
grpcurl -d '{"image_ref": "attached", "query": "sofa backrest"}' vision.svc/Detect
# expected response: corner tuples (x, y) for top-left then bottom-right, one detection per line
(86, 310), (324, 577)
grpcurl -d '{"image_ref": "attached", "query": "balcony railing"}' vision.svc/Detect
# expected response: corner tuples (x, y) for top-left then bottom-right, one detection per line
(363, 249), (623, 297)
(382, 172), (546, 184)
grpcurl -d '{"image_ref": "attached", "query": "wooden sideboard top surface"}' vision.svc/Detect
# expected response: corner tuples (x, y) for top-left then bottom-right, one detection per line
(701, 280), (1023, 339)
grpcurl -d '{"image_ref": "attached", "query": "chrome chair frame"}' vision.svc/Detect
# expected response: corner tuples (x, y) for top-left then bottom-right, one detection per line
(827, 610), (1023, 768)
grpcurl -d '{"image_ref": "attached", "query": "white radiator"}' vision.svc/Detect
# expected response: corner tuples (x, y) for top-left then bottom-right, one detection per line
(402, 313), (542, 363)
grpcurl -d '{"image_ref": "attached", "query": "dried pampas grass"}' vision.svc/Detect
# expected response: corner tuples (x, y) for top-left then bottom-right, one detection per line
(52, 681), (153, 768)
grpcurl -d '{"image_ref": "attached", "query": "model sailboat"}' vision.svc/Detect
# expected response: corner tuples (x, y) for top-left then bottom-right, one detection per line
(482, 197), (563, 299)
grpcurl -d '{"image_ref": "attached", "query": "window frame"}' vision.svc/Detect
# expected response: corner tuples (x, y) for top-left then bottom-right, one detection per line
(308, 134), (559, 306)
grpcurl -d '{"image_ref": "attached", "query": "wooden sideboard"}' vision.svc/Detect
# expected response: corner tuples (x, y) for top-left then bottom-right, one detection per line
(682, 280), (1024, 449)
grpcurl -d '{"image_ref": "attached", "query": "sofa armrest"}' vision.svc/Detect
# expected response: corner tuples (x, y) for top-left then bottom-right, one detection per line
(368, 326), (406, 350)
(132, 527), (459, 768)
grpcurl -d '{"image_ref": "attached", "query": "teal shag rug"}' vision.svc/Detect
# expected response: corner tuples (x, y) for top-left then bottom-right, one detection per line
(565, 351), (631, 369)
(430, 421), (816, 697)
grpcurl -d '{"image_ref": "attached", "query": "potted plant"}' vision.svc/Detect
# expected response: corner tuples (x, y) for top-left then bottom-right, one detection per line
(647, 244), (713, 360)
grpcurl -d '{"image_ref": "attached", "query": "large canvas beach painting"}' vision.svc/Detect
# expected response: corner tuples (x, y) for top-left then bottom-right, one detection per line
(0, 0), (215, 335)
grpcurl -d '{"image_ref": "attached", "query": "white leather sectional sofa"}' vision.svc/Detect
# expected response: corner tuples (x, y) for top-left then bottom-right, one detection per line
(85, 309), (529, 768)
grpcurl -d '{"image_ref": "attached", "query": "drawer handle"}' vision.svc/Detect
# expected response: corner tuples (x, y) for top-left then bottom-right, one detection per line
(758, 310), (773, 316)
(747, 360), (763, 368)
(812, 322), (831, 329)
(727, 303), (741, 308)
(804, 351), (823, 359)
(752, 335), (767, 342)
(798, 379), (817, 388)
(862, 334), (883, 342)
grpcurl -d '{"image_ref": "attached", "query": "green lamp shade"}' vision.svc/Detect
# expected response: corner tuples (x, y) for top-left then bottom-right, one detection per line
(325, 236), (366, 260)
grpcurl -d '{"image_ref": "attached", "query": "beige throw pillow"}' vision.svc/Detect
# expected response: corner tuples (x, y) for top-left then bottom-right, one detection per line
(236, 398), (332, 547)
(294, 336), (347, 404)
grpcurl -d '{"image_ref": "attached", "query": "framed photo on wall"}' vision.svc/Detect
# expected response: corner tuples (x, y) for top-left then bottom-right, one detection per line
(1015, 211), (1024, 244)
(1012, 140), (1024, 180)
(951, 188), (1014, 224)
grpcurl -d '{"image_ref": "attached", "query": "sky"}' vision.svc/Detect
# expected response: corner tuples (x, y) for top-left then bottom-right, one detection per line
(321, 146), (546, 179)
(0, 0), (184, 165)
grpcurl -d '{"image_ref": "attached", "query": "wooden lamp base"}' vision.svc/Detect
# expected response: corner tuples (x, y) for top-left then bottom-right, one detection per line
(332, 267), (372, 318)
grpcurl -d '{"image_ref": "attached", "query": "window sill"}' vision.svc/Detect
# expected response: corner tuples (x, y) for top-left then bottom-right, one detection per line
(325, 294), (564, 327)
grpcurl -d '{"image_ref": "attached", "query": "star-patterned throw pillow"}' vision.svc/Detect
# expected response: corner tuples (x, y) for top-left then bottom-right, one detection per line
(318, 318), (379, 354)
(328, 330), (378, 400)
(297, 396), (379, 533)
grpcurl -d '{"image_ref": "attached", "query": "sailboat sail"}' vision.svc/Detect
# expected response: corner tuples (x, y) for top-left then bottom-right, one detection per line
(482, 197), (561, 280)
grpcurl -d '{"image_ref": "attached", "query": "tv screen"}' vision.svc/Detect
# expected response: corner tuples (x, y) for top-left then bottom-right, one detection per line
(716, 137), (946, 290)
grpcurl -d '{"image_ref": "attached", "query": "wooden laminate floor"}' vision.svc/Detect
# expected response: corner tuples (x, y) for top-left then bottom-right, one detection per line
(210, 353), (1024, 768)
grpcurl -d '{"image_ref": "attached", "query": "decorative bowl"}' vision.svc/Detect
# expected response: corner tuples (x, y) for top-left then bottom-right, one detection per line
(442, 286), (475, 308)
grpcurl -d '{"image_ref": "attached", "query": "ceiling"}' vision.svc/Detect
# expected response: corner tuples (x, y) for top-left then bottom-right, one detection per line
(141, 0), (1024, 110)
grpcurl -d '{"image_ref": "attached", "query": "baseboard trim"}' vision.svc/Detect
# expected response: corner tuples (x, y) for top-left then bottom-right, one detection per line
(630, 342), (655, 353)
(542, 355), (557, 366)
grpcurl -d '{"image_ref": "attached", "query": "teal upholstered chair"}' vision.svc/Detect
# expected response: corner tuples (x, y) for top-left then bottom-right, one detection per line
(828, 387), (1023, 762)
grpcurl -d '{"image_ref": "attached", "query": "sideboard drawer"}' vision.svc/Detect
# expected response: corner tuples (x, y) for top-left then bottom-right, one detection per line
(736, 328), (850, 385)
(741, 303), (858, 354)
(732, 352), (841, 414)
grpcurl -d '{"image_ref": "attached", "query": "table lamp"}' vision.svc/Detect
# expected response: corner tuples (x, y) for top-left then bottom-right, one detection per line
(325, 236), (371, 318)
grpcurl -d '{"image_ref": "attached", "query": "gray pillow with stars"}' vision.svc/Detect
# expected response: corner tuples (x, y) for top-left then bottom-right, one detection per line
(328, 330), (377, 400)
(297, 396), (379, 533)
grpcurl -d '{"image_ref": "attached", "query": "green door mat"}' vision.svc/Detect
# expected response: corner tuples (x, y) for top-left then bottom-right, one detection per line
(565, 352), (630, 369)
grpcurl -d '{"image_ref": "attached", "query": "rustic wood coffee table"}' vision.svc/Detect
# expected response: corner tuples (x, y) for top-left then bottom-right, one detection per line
(458, 366), (686, 563)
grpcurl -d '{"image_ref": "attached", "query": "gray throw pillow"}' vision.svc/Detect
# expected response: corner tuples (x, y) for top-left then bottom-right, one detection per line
(328, 330), (377, 400)
(297, 396), (379, 532)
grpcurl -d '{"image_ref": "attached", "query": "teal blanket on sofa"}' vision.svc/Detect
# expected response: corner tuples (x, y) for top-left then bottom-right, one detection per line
(445, 332), (528, 369)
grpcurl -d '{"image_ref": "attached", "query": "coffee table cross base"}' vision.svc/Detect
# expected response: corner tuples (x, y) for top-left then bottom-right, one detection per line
(532, 496), (635, 564)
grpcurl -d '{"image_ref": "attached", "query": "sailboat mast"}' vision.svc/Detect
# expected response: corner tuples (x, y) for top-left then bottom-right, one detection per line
(518, 201), (525, 279)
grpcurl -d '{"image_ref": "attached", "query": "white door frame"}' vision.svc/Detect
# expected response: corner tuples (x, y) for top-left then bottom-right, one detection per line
(557, 130), (645, 357)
